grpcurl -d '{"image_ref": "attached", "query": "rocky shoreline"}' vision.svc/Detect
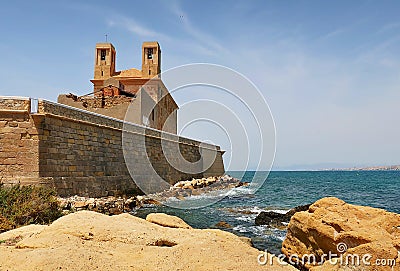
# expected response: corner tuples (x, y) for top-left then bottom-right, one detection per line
(57, 175), (247, 215)
(0, 196), (398, 270)
(0, 211), (296, 271)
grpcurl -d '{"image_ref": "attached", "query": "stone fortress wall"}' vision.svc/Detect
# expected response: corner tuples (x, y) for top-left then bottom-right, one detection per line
(0, 97), (225, 197)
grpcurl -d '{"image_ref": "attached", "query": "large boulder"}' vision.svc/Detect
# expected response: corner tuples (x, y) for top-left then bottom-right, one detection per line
(0, 211), (297, 270)
(282, 197), (400, 270)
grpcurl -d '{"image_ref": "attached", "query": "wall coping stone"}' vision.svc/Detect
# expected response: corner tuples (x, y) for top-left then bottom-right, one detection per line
(0, 96), (223, 152)
(0, 96), (30, 100)
(37, 98), (222, 151)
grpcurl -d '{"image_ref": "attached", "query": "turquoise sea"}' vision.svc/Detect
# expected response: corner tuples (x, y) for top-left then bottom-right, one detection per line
(134, 171), (400, 254)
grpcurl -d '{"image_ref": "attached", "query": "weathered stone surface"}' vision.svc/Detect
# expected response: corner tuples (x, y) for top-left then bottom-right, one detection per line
(0, 100), (40, 182)
(73, 201), (88, 208)
(239, 236), (254, 247)
(0, 211), (297, 270)
(59, 195), (141, 215)
(0, 224), (47, 242)
(282, 197), (400, 270)
(146, 213), (192, 229)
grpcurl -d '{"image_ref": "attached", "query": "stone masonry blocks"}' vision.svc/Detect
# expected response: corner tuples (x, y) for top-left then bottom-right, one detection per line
(0, 98), (225, 197)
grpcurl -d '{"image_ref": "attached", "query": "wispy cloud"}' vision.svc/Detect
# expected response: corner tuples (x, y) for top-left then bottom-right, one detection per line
(63, 1), (170, 40)
(319, 28), (347, 40)
(168, 0), (225, 54)
(106, 1), (225, 57)
(317, 18), (370, 42)
(377, 22), (400, 34)
(355, 34), (400, 65)
(107, 16), (170, 41)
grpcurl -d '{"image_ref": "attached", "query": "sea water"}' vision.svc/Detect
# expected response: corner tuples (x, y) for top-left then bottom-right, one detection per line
(134, 171), (400, 254)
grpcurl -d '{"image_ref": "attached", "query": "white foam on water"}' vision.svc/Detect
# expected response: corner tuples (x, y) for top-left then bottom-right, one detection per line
(221, 206), (290, 215)
(276, 235), (286, 241)
(232, 223), (287, 243)
(232, 225), (248, 233)
(226, 186), (254, 197)
(268, 209), (289, 214)
(162, 188), (231, 203)
(233, 224), (270, 235)
(235, 216), (253, 222)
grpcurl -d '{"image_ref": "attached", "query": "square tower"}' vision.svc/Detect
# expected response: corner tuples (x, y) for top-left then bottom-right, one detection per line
(141, 41), (161, 78)
(94, 43), (116, 80)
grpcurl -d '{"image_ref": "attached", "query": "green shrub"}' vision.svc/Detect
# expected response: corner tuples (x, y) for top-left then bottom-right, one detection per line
(0, 184), (62, 232)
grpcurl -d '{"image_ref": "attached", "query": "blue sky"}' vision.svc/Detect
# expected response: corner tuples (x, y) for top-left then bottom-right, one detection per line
(1, 0), (400, 170)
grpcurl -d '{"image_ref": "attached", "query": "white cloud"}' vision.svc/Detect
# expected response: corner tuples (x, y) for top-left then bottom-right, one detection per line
(107, 16), (170, 40)
(377, 22), (400, 34)
(167, 0), (225, 53)
(318, 28), (347, 40)
(355, 35), (400, 65)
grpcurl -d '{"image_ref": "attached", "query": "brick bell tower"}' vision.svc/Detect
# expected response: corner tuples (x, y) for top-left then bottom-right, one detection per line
(141, 41), (161, 78)
(94, 43), (116, 80)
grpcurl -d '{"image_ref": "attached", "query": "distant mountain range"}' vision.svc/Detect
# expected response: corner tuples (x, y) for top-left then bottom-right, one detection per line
(271, 163), (400, 171)
(326, 165), (400, 171)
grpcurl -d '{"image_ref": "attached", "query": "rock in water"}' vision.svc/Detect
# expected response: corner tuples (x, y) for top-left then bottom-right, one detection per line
(285, 204), (311, 217)
(214, 221), (233, 228)
(255, 211), (287, 227)
(255, 204), (310, 228)
(282, 197), (400, 270)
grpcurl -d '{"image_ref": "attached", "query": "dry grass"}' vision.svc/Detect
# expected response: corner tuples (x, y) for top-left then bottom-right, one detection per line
(0, 184), (62, 232)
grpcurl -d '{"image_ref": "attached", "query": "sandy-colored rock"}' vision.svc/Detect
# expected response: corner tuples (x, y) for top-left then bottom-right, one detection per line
(73, 201), (88, 208)
(139, 198), (162, 205)
(282, 197), (400, 271)
(85, 198), (95, 205)
(182, 183), (194, 190)
(214, 221), (232, 228)
(146, 213), (192, 229)
(239, 236), (253, 247)
(0, 211), (296, 271)
(0, 224), (47, 242)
